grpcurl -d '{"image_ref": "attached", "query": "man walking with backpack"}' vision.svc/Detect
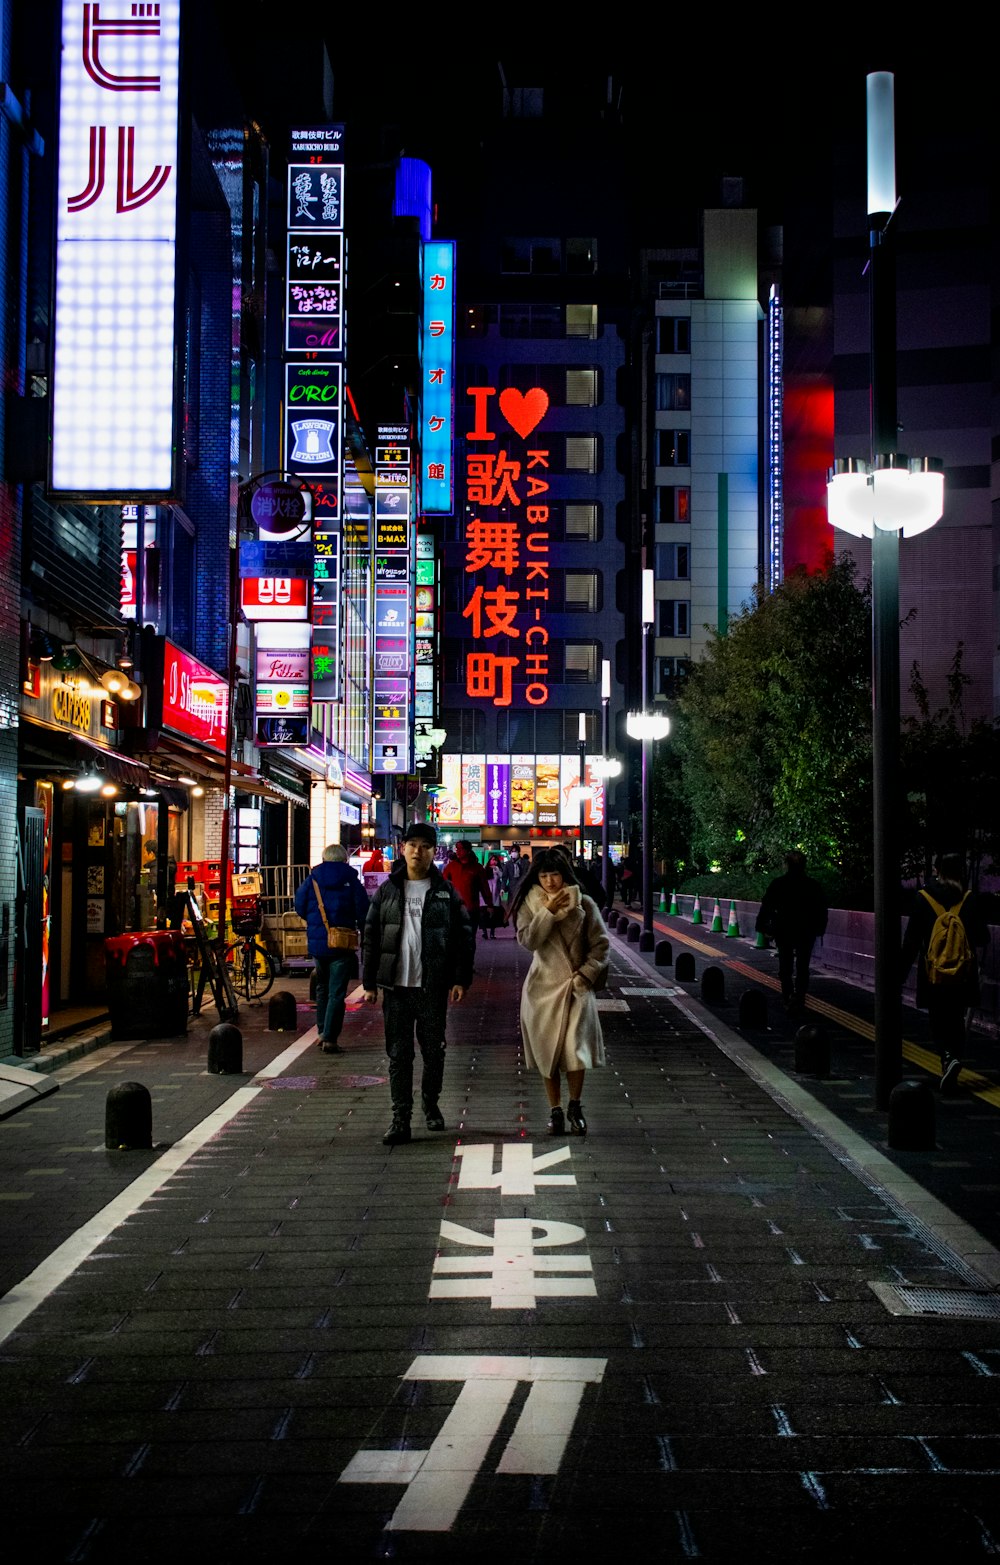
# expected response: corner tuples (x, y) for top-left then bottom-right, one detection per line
(900, 852), (990, 1094)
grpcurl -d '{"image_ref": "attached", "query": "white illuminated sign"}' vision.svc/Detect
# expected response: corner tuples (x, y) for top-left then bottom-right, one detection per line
(51, 0), (181, 496)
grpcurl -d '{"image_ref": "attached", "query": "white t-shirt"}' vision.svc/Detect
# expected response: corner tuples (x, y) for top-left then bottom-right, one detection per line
(396, 876), (431, 987)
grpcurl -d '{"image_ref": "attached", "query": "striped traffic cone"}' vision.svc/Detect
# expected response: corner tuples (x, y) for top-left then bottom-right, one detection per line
(725, 900), (741, 937)
(710, 899), (723, 933)
(658, 886), (667, 912)
(691, 895), (703, 925)
(669, 889), (678, 915)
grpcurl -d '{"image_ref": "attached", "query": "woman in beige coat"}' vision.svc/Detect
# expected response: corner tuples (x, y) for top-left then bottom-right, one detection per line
(510, 849), (609, 1136)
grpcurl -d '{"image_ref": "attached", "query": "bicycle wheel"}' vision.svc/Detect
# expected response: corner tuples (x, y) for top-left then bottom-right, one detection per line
(243, 939), (276, 1000)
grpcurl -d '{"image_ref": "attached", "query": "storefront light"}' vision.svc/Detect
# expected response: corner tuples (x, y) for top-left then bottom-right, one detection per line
(74, 770), (102, 793)
(100, 782), (118, 798)
(191, 785), (205, 798)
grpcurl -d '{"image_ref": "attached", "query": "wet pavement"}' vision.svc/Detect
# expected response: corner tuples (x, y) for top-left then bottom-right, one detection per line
(2, 921), (1000, 1562)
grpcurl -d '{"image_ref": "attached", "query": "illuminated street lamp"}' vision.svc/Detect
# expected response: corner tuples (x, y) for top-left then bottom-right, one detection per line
(626, 570), (670, 949)
(826, 72), (944, 1110)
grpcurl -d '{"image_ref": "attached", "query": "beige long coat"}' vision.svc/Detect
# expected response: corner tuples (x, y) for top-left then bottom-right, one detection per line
(516, 884), (609, 1076)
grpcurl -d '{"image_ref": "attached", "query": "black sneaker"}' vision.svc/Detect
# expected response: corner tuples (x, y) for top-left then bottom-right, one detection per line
(940, 1056), (962, 1094)
(567, 1099), (587, 1136)
(383, 1119), (411, 1146)
(425, 1107), (445, 1132)
(548, 1106), (565, 1136)
(322, 1040), (344, 1055)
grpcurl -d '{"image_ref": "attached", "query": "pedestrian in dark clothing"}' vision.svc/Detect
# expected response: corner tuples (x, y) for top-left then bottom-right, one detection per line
(443, 839), (495, 940)
(363, 822), (474, 1145)
(551, 843), (605, 909)
(294, 844), (369, 1054)
(900, 852), (990, 1094)
(756, 850), (828, 1016)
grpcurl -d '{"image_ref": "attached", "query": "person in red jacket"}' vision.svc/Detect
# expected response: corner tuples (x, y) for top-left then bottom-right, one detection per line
(442, 841), (495, 940)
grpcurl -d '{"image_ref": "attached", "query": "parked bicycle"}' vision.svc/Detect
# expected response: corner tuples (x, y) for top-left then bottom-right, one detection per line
(224, 907), (277, 1001)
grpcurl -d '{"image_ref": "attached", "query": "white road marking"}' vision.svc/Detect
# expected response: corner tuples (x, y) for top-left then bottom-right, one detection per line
(431, 1218), (595, 1309)
(455, 1142), (575, 1195)
(0, 1027), (319, 1346)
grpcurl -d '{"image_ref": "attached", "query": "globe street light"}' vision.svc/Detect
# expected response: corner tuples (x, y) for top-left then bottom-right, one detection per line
(826, 73), (944, 1110)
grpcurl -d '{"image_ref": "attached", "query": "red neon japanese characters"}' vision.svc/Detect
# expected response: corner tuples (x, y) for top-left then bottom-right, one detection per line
(462, 387), (552, 708)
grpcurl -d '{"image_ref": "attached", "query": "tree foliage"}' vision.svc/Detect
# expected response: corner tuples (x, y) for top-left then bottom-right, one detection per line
(660, 556), (873, 896)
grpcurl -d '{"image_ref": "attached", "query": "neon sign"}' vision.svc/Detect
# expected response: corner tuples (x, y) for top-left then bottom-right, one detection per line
(420, 241), (455, 514)
(51, 0), (182, 496)
(462, 385), (552, 709)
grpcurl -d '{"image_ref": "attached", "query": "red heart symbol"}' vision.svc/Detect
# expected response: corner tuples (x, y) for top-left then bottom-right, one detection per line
(499, 387), (549, 440)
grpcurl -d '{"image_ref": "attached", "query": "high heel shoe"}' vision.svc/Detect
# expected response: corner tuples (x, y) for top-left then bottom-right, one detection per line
(567, 1099), (587, 1136)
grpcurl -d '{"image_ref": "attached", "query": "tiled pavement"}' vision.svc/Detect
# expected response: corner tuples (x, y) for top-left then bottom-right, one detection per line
(2, 930), (1000, 1562)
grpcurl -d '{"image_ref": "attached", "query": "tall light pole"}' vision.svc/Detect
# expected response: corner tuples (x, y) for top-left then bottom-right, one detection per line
(601, 659), (611, 904)
(827, 73), (944, 1109)
(577, 710), (587, 857)
(626, 570), (668, 952)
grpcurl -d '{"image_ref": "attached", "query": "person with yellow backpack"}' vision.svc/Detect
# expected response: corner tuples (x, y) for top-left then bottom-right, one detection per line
(900, 853), (990, 1094)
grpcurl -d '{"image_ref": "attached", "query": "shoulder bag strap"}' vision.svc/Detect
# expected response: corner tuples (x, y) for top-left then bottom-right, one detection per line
(313, 879), (333, 934)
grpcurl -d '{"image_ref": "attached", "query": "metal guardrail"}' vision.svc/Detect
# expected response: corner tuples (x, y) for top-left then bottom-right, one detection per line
(257, 863), (311, 920)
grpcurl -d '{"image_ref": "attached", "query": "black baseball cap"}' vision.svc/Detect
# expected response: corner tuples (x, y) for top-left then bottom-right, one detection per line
(403, 822), (438, 847)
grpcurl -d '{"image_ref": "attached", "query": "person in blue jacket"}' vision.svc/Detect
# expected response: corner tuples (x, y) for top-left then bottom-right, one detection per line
(295, 844), (370, 1053)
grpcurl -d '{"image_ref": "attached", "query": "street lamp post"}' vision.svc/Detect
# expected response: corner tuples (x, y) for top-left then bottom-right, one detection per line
(601, 659), (611, 906)
(625, 570), (669, 953)
(827, 73), (944, 1110)
(578, 711), (587, 859)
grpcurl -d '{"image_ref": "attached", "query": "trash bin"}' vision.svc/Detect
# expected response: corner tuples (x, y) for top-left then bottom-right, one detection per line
(104, 930), (190, 1040)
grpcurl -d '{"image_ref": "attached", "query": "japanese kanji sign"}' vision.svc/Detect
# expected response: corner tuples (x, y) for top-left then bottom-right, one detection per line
(461, 386), (553, 709)
(51, 0), (182, 496)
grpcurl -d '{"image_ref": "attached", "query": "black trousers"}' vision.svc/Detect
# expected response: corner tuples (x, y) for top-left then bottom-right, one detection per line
(383, 986), (448, 1119)
(777, 937), (815, 1002)
(926, 990), (968, 1060)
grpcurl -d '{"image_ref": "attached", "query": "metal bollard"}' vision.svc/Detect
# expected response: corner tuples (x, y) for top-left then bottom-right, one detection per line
(105, 1081), (152, 1150)
(675, 951), (696, 982)
(654, 939), (673, 967)
(888, 1080), (936, 1150)
(738, 989), (769, 1029)
(794, 1023), (830, 1078)
(268, 990), (297, 1031)
(701, 965), (725, 1003)
(208, 1022), (243, 1074)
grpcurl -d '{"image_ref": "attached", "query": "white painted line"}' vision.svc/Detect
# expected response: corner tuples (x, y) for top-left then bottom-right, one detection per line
(596, 999), (630, 1012)
(340, 1450), (426, 1483)
(389, 1377), (518, 1530)
(0, 1027), (319, 1346)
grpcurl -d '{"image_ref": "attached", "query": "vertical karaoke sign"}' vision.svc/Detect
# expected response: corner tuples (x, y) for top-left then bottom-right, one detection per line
(372, 427), (413, 774)
(285, 127), (346, 704)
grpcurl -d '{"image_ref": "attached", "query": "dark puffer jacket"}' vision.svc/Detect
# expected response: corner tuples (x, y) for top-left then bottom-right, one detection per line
(363, 863), (474, 992)
(294, 861), (370, 959)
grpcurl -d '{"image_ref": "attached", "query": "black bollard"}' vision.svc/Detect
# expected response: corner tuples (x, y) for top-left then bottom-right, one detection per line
(617, 916), (630, 935)
(654, 939), (673, 967)
(208, 1022), (243, 1074)
(888, 1080), (936, 1151)
(627, 922), (641, 943)
(738, 989), (769, 1029)
(105, 1081), (152, 1150)
(675, 951), (696, 982)
(701, 965), (725, 1003)
(794, 1022), (830, 1078)
(268, 990), (297, 1031)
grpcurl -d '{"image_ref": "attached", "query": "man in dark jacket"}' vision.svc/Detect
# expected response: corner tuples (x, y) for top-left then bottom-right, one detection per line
(756, 850), (828, 1016)
(900, 852), (990, 1093)
(363, 822), (474, 1145)
(294, 844), (369, 1054)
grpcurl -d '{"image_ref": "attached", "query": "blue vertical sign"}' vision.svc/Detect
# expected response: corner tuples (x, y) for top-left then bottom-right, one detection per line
(419, 241), (455, 515)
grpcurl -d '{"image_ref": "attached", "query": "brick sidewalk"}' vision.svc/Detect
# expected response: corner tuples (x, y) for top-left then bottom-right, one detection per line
(2, 929), (1000, 1561)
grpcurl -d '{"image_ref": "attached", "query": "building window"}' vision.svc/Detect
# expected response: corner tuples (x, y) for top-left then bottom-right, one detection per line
(566, 436), (598, 473)
(655, 373), (690, 411)
(500, 237), (560, 274)
(441, 706), (486, 753)
(657, 430), (690, 467)
(499, 303), (563, 338)
(657, 316), (691, 353)
(564, 503), (599, 540)
(458, 306), (496, 338)
(655, 543), (689, 581)
(566, 238), (597, 276)
(656, 486), (690, 524)
(657, 656), (691, 697)
(566, 303), (598, 338)
(565, 642), (598, 682)
(565, 571), (599, 612)
(658, 600), (690, 638)
(566, 369), (598, 406)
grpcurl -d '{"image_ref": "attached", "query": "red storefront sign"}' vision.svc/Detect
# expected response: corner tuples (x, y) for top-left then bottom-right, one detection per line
(162, 641), (228, 755)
